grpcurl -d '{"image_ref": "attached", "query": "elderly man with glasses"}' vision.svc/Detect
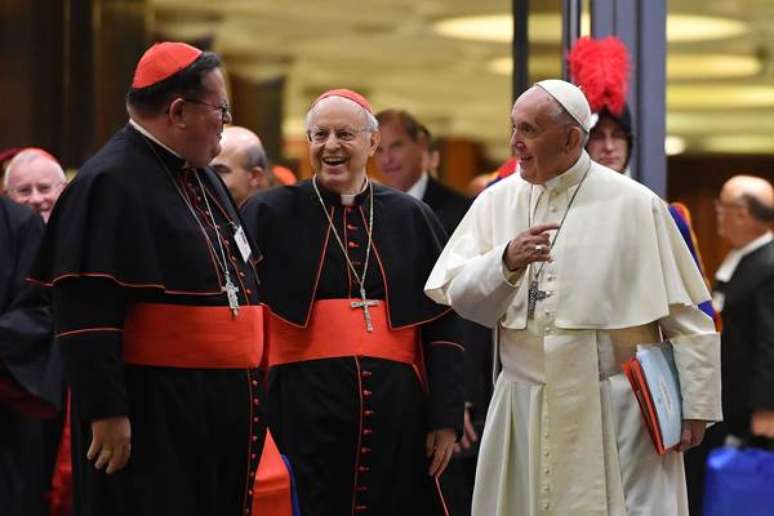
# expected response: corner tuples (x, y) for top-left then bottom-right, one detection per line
(29, 42), (294, 516)
(241, 89), (464, 515)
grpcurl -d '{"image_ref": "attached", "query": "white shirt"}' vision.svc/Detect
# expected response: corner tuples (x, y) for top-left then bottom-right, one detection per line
(715, 231), (773, 282)
(405, 172), (429, 201)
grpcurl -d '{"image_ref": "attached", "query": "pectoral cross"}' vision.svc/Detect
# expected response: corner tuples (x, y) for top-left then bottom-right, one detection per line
(351, 287), (378, 332)
(527, 279), (548, 319)
(224, 277), (240, 317)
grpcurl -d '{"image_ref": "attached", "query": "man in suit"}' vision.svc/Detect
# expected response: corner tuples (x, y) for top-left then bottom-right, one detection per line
(688, 174), (774, 514)
(375, 109), (490, 516)
(714, 175), (774, 441)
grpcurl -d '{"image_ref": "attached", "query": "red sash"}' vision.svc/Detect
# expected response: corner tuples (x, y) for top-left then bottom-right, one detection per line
(122, 303), (265, 368)
(267, 299), (419, 367)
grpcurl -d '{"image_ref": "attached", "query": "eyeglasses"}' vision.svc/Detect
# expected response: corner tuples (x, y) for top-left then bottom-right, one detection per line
(184, 98), (231, 121)
(10, 182), (65, 198)
(307, 127), (370, 144)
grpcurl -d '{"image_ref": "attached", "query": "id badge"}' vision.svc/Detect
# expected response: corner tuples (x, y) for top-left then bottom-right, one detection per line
(234, 225), (252, 263)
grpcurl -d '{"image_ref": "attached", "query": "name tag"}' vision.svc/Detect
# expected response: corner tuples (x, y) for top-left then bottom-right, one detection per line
(234, 225), (252, 263)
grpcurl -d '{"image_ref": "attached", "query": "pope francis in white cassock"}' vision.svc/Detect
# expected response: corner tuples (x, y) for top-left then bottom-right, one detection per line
(425, 80), (722, 516)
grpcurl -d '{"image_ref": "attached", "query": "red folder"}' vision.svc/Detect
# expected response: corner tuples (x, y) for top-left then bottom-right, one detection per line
(623, 358), (672, 455)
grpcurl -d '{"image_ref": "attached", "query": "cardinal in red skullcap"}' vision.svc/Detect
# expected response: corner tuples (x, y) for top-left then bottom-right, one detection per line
(29, 42), (297, 516)
(240, 89), (465, 514)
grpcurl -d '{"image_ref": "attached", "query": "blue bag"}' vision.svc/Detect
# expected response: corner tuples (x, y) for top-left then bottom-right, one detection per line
(703, 446), (774, 516)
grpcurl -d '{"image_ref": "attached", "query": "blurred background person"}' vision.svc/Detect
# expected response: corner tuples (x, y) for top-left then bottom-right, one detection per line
(687, 175), (774, 515)
(211, 125), (276, 206)
(0, 193), (63, 516)
(375, 108), (489, 516)
(4, 148), (67, 223)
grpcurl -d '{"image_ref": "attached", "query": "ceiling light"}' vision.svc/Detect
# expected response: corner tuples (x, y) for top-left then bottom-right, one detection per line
(668, 54), (760, 80)
(664, 136), (686, 156)
(433, 13), (746, 44)
(668, 85), (774, 109)
(490, 53), (760, 81)
(701, 135), (774, 154)
(666, 15), (747, 43)
(433, 13), (589, 44)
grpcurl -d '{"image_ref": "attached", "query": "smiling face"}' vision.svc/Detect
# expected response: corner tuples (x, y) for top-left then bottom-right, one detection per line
(306, 97), (379, 194)
(509, 88), (581, 185)
(5, 155), (65, 222)
(374, 118), (426, 192)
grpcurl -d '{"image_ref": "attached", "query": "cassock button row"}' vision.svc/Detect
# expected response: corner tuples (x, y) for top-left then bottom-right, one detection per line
(348, 241), (359, 249)
(364, 409), (374, 416)
(357, 486), (368, 492)
(253, 417), (259, 423)
(358, 466), (369, 473)
(347, 224), (358, 231)
(252, 435), (258, 442)
(251, 453), (257, 460)
(361, 447), (372, 454)
(363, 428), (373, 436)
(252, 380), (258, 386)
(246, 288), (252, 295)
(253, 397), (260, 405)
(240, 271), (246, 278)
(361, 371), (372, 378)
(363, 389), (373, 397)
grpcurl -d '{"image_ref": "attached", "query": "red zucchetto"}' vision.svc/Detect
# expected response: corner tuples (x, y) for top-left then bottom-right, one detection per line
(312, 89), (373, 114)
(131, 42), (203, 89)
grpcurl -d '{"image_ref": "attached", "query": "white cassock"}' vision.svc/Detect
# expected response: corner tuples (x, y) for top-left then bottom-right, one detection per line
(425, 151), (722, 516)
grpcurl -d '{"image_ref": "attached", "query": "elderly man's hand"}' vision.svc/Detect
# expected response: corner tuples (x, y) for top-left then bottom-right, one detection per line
(454, 406), (479, 454)
(504, 223), (561, 271)
(751, 410), (774, 438)
(88, 416), (132, 474)
(426, 428), (456, 477)
(676, 419), (706, 451)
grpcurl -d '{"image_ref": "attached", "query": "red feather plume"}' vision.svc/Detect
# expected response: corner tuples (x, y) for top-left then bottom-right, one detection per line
(568, 36), (630, 116)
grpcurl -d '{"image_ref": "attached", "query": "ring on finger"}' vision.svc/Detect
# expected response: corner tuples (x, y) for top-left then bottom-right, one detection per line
(534, 244), (544, 254)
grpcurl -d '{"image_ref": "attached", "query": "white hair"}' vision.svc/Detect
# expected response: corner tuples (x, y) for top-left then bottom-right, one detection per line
(4, 149), (66, 189)
(304, 96), (379, 133)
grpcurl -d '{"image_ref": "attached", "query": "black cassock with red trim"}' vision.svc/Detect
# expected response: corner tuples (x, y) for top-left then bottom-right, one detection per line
(241, 180), (465, 515)
(29, 123), (285, 515)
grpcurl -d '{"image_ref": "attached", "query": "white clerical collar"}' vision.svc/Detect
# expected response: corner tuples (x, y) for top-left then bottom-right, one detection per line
(340, 178), (370, 206)
(540, 150), (590, 193)
(716, 231), (773, 282)
(406, 172), (429, 200)
(129, 118), (183, 160)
